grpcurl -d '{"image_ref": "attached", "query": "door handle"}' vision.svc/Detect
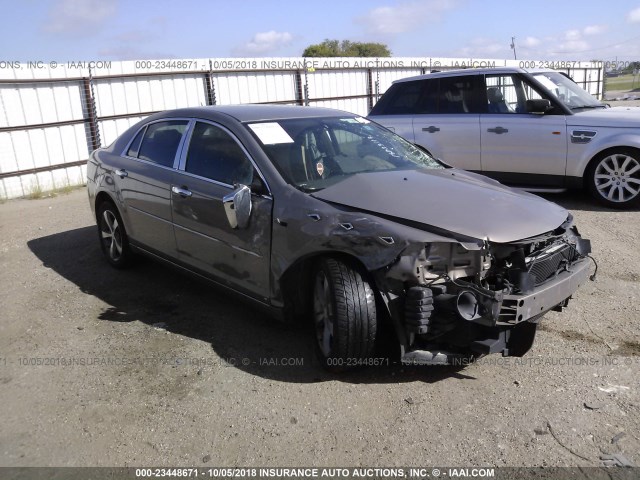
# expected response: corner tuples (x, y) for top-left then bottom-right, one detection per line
(487, 126), (509, 134)
(422, 126), (440, 133)
(115, 169), (128, 179)
(171, 186), (192, 198)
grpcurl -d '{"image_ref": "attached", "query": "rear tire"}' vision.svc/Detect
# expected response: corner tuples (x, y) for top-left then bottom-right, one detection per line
(312, 258), (377, 371)
(97, 201), (133, 269)
(586, 148), (640, 209)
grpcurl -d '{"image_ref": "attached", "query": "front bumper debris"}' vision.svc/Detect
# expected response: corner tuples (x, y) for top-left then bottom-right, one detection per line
(497, 256), (592, 325)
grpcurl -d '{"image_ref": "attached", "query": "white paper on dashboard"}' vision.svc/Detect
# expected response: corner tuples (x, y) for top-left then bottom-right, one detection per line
(248, 122), (294, 144)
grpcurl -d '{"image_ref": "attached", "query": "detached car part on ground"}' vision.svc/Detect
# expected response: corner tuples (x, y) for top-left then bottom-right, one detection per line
(87, 105), (594, 370)
(368, 67), (640, 209)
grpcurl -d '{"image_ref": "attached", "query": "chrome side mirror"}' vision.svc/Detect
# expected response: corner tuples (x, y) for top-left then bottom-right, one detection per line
(223, 184), (252, 229)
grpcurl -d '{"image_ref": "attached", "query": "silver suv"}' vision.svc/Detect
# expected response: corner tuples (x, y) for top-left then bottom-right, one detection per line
(368, 67), (640, 208)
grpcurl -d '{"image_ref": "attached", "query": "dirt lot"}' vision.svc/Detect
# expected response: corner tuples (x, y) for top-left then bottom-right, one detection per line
(0, 188), (639, 468)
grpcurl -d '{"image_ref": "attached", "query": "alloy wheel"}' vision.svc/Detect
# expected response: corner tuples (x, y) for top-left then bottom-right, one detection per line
(100, 209), (123, 261)
(594, 153), (640, 203)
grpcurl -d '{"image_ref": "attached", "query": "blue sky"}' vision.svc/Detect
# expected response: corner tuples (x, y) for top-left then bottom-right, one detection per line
(2, 0), (640, 61)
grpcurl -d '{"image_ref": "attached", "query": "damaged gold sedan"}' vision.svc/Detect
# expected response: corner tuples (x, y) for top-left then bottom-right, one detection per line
(87, 105), (595, 370)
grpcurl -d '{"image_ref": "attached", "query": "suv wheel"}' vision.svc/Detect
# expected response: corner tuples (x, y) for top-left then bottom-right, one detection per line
(312, 258), (377, 371)
(97, 201), (133, 268)
(587, 148), (640, 208)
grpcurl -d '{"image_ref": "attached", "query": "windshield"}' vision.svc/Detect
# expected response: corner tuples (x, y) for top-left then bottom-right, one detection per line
(246, 116), (445, 191)
(532, 72), (603, 110)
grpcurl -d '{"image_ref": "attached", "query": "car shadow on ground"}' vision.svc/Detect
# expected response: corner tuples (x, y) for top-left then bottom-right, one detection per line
(537, 189), (640, 212)
(27, 226), (473, 385)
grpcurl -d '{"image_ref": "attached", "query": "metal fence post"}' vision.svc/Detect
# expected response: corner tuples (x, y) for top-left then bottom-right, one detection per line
(294, 70), (304, 106)
(366, 68), (374, 111)
(303, 60), (310, 106)
(81, 68), (101, 152)
(205, 60), (217, 105)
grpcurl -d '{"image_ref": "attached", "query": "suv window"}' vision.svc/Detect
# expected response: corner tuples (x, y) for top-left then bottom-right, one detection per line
(185, 122), (254, 186)
(137, 120), (188, 167)
(372, 79), (438, 114)
(485, 74), (549, 114)
(437, 76), (480, 113)
(370, 75), (482, 115)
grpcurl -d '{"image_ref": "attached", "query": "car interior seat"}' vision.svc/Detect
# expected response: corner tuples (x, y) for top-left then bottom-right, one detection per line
(442, 84), (469, 113)
(487, 87), (511, 113)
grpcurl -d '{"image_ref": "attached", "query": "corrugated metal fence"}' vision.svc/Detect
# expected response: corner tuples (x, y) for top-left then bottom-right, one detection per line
(0, 57), (603, 199)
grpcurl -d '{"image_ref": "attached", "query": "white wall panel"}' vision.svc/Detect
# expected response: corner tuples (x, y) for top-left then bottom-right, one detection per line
(0, 132), (18, 173)
(0, 82), (84, 128)
(59, 124), (88, 163)
(29, 130), (50, 168)
(17, 87), (43, 125)
(44, 128), (68, 166)
(12, 131), (34, 171)
(0, 87), (27, 127)
(216, 72), (296, 104)
(99, 116), (148, 146)
(307, 70), (368, 100)
(1, 175), (23, 198)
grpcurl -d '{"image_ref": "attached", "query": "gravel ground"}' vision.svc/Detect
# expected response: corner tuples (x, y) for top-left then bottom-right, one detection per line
(0, 187), (639, 468)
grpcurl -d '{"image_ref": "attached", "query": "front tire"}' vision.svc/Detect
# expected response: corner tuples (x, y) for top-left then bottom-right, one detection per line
(97, 201), (133, 269)
(586, 148), (640, 209)
(312, 258), (377, 371)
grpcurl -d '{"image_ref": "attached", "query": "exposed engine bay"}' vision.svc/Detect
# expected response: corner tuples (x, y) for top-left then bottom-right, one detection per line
(382, 217), (594, 364)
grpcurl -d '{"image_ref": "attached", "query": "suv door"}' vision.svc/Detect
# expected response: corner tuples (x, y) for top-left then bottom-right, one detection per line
(369, 75), (483, 171)
(412, 75), (483, 171)
(480, 74), (568, 186)
(118, 119), (189, 255)
(368, 79), (422, 142)
(171, 121), (273, 301)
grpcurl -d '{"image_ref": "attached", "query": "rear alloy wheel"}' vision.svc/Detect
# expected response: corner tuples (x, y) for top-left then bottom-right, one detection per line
(588, 149), (640, 208)
(313, 258), (377, 371)
(97, 202), (133, 268)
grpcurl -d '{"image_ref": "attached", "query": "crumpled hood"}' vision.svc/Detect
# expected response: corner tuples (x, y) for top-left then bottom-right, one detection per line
(569, 106), (640, 128)
(311, 169), (569, 243)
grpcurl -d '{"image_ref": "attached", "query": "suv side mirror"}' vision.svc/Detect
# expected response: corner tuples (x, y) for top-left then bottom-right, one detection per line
(526, 99), (552, 114)
(223, 184), (252, 229)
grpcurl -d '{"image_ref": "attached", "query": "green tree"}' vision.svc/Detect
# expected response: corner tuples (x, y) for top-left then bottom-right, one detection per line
(303, 39), (391, 57)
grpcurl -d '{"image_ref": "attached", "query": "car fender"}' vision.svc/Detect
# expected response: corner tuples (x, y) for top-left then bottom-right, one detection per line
(568, 132), (640, 178)
(269, 193), (468, 306)
(90, 150), (131, 231)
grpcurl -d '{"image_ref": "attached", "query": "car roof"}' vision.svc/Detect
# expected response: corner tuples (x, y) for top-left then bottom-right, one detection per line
(151, 104), (356, 123)
(393, 66), (554, 83)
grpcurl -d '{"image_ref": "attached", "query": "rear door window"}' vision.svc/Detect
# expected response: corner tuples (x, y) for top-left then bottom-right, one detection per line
(136, 120), (188, 168)
(436, 75), (483, 114)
